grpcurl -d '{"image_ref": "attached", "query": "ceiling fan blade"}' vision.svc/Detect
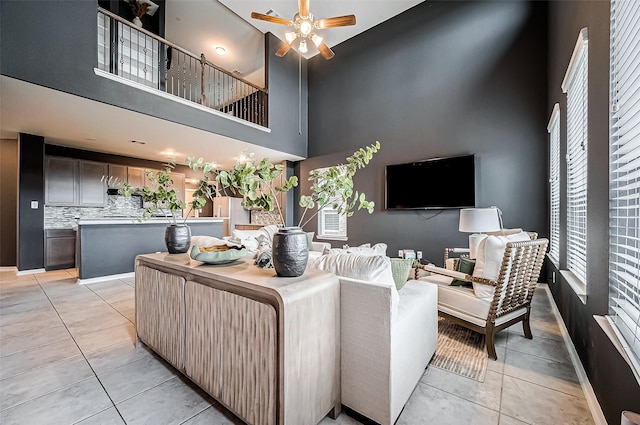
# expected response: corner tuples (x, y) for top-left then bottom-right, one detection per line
(316, 14), (356, 29)
(275, 41), (293, 57)
(317, 42), (335, 60)
(250, 12), (292, 26)
(298, 0), (310, 17)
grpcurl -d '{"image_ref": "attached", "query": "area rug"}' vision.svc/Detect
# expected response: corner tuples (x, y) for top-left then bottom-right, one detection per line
(429, 317), (488, 382)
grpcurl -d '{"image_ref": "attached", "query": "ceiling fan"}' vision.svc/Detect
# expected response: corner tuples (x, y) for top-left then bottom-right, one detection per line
(251, 0), (356, 60)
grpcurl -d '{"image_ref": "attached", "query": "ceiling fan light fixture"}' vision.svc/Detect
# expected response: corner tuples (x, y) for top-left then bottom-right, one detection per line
(299, 39), (308, 53)
(285, 31), (297, 44)
(215, 46), (226, 56)
(311, 34), (323, 47)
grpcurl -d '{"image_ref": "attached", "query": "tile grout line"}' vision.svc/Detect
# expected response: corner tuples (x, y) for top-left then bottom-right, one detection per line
(33, 276), (129, 425)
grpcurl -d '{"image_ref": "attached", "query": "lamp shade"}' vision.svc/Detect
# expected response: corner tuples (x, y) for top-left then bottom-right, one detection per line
(459, 208), (501, 233)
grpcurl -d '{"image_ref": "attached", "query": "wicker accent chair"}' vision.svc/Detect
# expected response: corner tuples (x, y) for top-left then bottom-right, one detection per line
(417, 236), (548, 360)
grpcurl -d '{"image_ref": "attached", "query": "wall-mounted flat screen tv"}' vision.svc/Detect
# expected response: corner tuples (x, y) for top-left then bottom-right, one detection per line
(385, 154), (475, 210)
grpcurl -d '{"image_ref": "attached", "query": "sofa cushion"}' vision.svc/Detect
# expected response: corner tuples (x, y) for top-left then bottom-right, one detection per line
(472, 231), (531, 300)
(390, 258), (414, 290)
(308, 253), (399, 312)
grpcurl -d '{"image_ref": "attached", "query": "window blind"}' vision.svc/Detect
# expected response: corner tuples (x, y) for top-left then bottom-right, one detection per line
(609, 0), (640, 365)
(315, 167), (348, 239)
(562, 28), (589, 284)
(548, 103), (561, 264)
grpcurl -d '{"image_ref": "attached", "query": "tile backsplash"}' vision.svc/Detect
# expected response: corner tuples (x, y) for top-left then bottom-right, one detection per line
(44, 195), (144, 229)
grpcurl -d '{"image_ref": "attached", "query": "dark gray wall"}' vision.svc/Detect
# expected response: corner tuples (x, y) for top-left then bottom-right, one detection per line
(0, 1), (307, 158)
(17, 133), (45, 271)
(1, 138), (18, 267)
(546, 1), (640, 422)
(301, 0), (548, 265)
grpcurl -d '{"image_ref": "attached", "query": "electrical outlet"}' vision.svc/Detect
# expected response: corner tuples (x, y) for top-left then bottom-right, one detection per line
(552, 271), (556, 284)
(398, 250), (403, 258)
(30, 201), (38, 209)
(417, 251), (423, 260)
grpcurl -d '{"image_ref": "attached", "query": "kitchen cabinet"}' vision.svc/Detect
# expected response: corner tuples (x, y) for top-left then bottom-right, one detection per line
(127, 167), (145, 189)
(46, 157), (107, 207)
(79, 161), (107, 206)
(45, 229), (76, 270)
(144, 168), (159, 189)
(108, 164), (127, 187)
(46, 156), (78, 206)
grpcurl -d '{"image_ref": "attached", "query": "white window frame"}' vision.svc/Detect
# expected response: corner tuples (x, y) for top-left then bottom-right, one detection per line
(607, 0), (640, 383)
(548, 103), (561, 265)
(562, 27), (589, 289)
(316, 167), (347, 240)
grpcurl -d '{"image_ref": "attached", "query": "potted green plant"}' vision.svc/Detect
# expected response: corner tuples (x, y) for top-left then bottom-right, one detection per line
(216, 141), (380, 276)
(137, 159), (217, 254)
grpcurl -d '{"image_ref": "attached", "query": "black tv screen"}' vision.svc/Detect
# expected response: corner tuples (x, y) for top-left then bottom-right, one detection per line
(385, 155), (475, 209)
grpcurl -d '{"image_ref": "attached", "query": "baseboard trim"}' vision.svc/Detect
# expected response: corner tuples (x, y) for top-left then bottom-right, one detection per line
(16, 268), (46, 276)
(542, 284), (607, 425)
(0, 266), (18, 273)
(77, 272), (135, 285)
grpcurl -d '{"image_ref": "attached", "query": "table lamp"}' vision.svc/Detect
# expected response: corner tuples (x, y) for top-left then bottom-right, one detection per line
(459, 207), (502, 258)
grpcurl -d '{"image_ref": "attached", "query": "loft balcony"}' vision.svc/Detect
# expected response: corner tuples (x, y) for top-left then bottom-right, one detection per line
(97, 7), (268, 128)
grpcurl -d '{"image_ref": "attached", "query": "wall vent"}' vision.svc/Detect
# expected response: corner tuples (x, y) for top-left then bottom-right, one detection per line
(265, 9), (280, 17)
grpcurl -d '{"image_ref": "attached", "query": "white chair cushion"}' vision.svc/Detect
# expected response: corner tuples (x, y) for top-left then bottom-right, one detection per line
(419, 275), (490, 327)
(472, 231), (531, 299)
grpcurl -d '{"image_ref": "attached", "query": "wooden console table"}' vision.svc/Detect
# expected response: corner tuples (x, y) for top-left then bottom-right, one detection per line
(134, 253), (340, 425)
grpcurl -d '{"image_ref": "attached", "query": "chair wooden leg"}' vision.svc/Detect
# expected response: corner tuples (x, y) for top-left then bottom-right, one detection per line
(485, 324), (498, 360)
(523, 312), (533, 339)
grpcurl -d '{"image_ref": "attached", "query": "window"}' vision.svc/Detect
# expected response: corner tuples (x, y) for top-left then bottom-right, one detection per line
(562, 28), (589, 284)
(316, 167), (347, 240)
(609, 0), (640, 371)
(548, 103), (561, 264)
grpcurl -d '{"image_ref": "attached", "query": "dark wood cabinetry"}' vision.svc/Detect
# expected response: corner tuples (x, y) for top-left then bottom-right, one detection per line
(45, 229), (76, 270)
(79, 161), (108, 206)
(45, 157), (107, 207)
(108, 164), (127, 187)
(45, 157), (78, 206)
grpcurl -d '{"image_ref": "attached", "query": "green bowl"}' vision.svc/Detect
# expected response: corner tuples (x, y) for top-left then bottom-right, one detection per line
(189, 245), (247, 264)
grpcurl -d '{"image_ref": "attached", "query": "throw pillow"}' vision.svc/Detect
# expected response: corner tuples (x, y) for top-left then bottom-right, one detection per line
(306, 232), (315, 250)
(231, 229), (261, 251)
(371, 243), (388, 256)
(390, 258), (414, 290)
(450, 257), (475, 287)
(472, 231), (531, 299)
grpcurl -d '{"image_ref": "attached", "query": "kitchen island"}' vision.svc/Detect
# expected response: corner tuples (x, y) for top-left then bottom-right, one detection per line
(76, 218), (223, 280)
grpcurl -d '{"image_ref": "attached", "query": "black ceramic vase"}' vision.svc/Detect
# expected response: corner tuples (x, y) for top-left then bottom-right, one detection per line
(165, 224), (191, 254)
(272, 227), (309, 277)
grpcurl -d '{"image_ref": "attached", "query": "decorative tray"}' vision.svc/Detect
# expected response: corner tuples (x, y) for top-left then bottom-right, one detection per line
(189, 241), (247, 265)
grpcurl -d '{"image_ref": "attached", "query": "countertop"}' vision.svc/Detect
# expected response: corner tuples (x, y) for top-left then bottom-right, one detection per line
(78, 217), (227, 225)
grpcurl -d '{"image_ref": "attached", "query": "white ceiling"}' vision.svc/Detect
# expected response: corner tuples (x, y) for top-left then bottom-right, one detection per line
(0, 1), (422, 167)
(0, 76), (302, 169)
(219, 0), (424, 59)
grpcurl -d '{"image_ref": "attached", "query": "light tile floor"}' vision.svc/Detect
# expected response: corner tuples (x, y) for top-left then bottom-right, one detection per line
(0, 268), (596, 425)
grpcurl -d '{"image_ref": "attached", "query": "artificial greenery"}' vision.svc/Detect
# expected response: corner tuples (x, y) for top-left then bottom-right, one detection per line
(139, 163), (186, 225)
(215, 141), (381, 228)
(298, 141), (380, 228)
(216, 154), (298, 225)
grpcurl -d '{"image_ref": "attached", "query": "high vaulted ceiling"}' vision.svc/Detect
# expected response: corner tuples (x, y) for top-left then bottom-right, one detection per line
(219, 0), (424, 60)
(1, 1), (424, 167)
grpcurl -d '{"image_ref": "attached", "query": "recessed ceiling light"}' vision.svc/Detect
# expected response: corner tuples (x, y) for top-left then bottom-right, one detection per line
(131, 140), (146, 145)
(85, 137), (97, 141)
(215, 46), (226, 56)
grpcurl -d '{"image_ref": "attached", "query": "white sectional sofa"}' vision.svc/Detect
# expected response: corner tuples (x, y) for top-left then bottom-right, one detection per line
(308, 253), (438, 425)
